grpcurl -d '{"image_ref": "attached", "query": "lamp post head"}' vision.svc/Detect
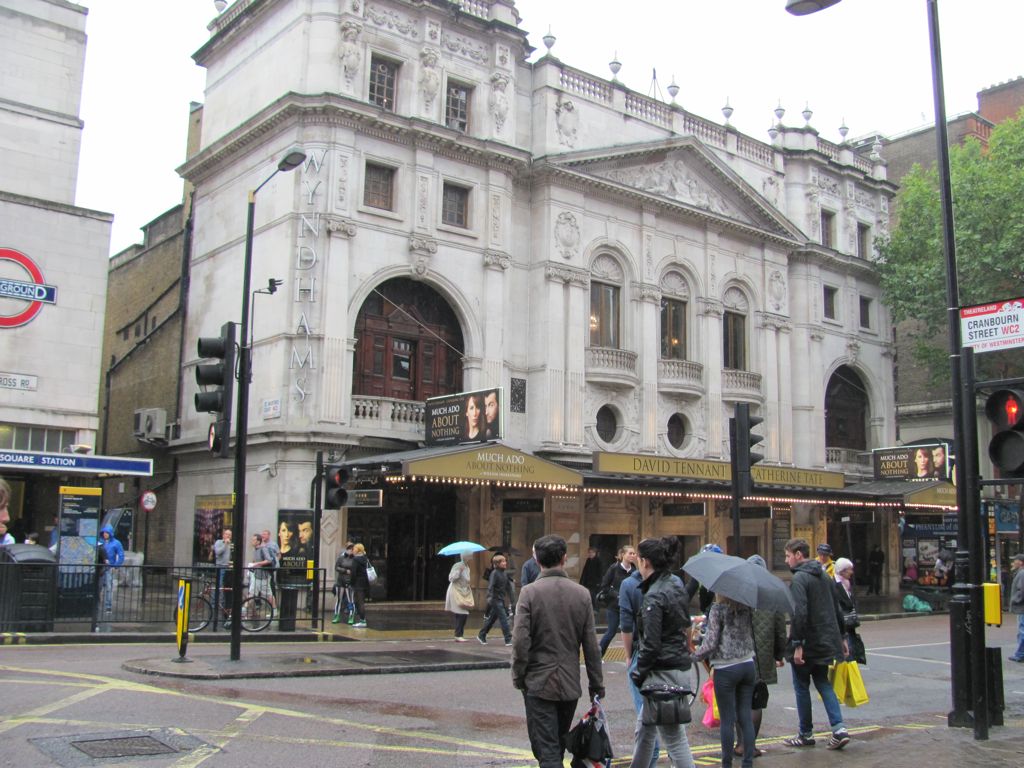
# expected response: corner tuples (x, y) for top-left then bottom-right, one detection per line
(785, 0), (841, 14)
(277, 147), (307, 172)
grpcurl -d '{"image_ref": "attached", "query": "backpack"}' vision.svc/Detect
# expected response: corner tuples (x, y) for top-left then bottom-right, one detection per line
(336, 553), (355, 587)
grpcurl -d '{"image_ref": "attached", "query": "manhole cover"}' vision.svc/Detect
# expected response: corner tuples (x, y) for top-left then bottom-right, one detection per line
(71, 736), (178, 759)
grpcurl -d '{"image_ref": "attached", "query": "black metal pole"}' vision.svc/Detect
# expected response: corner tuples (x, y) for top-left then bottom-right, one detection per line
(729, 414), (741, 555)
(312, 451), (323, 628)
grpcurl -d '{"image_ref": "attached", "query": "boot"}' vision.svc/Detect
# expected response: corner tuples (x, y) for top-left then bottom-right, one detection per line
(332, 612), (341, 624)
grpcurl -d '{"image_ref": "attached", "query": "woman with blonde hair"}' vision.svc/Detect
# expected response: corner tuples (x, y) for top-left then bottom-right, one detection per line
(350, 543), (372, 628)
(445, 552), (473, 641)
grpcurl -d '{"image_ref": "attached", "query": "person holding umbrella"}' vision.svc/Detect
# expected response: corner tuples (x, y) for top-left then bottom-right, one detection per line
(446, 551), (474, 642)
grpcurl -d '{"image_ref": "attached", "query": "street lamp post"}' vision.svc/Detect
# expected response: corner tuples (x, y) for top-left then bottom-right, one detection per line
(228, 148), (306, 661)
(787, 0), (988, 738)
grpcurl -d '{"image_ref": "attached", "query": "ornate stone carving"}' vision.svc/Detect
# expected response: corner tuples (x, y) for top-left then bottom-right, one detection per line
(723, 286), (748, 313)
(483, 250), (511, 270)
(697, 297), (723, 317)
(817, 173), (840, 196)
(488, 73), (510, 132)
(545, 265), (588, 285)
(419, 47), (440, 109)
(758, 312), (791, 332)
(846, 337), (861, 365)
(596, 161), (731, 215)
(806, 187), (820, 238)
(854, 189), (876, 210)
(762, 175), (780, 207)
(660, 270), (690, 299)
(326, 217), (357, 237)
(633, 283), (661, 303)
(426, 19), (440, 42)
(844, 200), (857, 252)
(496, 44), (510, 68)
(555, 98), (578, 147)
(809, 329), (825, 342)
(768, 269), (786, 312)
(591, 253), (623, 282)
(409, 235), (438, 255)
(339, 21), (362, 85)
(490, 193), (501, 241)
(554, 211), (580, 260)
(441, 32), (487, 63)
(337, 154), (349, 206)
(366, 4), (419, 38)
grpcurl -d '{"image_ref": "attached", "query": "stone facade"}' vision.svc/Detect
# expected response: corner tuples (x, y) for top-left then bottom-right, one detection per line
(165, 0), (897, 574)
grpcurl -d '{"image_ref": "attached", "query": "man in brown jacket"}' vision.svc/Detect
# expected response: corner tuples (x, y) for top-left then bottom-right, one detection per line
(511, 534), (604, 768)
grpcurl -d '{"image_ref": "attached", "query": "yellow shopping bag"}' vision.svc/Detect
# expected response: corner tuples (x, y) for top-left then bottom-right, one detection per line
(844, 661), (869, 707)
(827, 661), (850, 703)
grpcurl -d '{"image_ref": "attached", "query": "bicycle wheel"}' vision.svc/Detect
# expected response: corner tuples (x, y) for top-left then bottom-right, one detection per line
(240, 596), (273, 632)
(175, 594), (212, 632)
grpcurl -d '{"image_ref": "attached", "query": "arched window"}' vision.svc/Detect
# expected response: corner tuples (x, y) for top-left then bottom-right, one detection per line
(825, 365), (868, 451)
(723, 286), (748, 370)
(589, 254), (624, 349)
(660, 270), (690, 360)
(353, 278), (464, 401)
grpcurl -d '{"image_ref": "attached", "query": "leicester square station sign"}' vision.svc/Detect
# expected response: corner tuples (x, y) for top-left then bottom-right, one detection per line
(0, 247), (57, 328)
(960, 296), (1024, 353)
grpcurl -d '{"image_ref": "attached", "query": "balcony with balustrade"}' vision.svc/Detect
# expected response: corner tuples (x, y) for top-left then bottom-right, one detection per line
(825, 446), (873, 480)
(657, 358), (704, 397)
(720, 368), (762, 401)
(585, 347), (639, 388)
(351, 396), (426, 440)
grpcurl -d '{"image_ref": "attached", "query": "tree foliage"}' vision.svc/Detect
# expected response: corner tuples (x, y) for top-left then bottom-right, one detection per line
(877, 111), (1024, 380)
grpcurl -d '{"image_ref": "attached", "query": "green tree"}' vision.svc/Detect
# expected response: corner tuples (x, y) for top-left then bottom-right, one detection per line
(877, 111), (1024, 382)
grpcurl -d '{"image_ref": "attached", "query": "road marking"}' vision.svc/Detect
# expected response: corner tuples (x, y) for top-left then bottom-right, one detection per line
(868, 651), (951, 666)
(868, 641), (949, 651)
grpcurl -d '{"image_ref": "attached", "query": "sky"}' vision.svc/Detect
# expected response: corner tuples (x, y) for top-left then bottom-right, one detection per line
(74, 0), (1024, 256)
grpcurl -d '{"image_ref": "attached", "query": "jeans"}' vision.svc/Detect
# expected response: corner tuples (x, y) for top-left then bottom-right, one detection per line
(101, 567), (115, 611)
(479, 603), (511, 642)
(791, 661), (846, 737)
(714, 661), (756, 768)
(600, 608), (620, 655)
(627, 656), (659, 768)
(522, 693), (577, 768)
(629, 719), (695, 768)
(1012, 613), (1024, 661)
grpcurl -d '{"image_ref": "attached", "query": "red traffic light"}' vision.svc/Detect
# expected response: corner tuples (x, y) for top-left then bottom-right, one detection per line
(985, 389), (1024, 430)
(986, 388), (1024, 476)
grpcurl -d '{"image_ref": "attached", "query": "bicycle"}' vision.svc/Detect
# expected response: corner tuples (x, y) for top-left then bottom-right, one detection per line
(177, 575), (274, 632)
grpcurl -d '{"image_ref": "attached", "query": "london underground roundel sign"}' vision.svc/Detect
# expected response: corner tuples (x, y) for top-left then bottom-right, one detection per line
(0, 247), (58, 328)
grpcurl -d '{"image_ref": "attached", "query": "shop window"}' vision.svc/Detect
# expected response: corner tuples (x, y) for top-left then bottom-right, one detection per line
(660, 298), (687, 359)
(723, 310), (746, 370)
(368, 56), (398, 111)
(445, 81), (471, 132)
(596, 405), (618, 443)
(823, 285), (837, 320)
(441, 182), (469, 228)
(364, 162), (395, 210)
(590, 282), (620, 349)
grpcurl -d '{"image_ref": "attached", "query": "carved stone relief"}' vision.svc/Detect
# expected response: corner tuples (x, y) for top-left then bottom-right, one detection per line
(854, 189), (876, 210)
(417, 175), (429, 228)
(488, 73), (510, 133)
(496, 44), (510, 69)
(441, 32), (487, 63)
(426, 19), (440, 42)
(661, 270), (690, 299)
(545, 265), (588, 285)
(555, 98), (578, 147)
(806, 187), (820, 238)
(554, 211), (580, 260)
(591, 253), (624, 282)
(768, 270), (786, 312)
(762, 176), (780, 207)
(419, 47), (440, 110)
(817, 173), (840, 197)
(596, 161), (731, 216)
(326, 217), (357, 238)
(338, 21), (362, 86)
(490, 193), (501, 241)
(483, 250), (511, 270)
(337, 154), (349, 207)
(409, 235), (437, 278)
(366, 4), (419, 38)
(723, 286), (749, 313)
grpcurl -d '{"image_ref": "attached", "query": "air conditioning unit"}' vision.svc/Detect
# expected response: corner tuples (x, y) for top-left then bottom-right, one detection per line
(133, 408), (167, 440)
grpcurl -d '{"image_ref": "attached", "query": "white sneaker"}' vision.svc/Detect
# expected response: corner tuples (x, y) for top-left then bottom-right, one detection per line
(352, 621), (367, 628)
(454, 637), (469, 643)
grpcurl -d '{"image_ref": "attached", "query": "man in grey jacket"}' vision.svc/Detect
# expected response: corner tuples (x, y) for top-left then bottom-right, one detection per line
(783, 537), (850, 750)
(511, 535), (604, 768)
(1009, 553), (1024, 663)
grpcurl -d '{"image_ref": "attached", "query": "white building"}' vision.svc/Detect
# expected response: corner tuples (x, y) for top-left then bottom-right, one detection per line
(176, 0), (898, 598)
(0, 0), (114, 535)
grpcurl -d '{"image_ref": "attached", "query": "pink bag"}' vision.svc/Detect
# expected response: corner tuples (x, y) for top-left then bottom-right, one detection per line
(700, 676), (719, 727)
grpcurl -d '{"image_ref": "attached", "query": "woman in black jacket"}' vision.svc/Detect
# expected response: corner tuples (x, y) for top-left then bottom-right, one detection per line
(349, 543), (372, 628)
(628, 537), (696, 768)
(832, 557), (864, 664)
(599, 545), (637, 656)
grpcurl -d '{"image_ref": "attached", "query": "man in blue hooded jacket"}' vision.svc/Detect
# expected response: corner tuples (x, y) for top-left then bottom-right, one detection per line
(98, 524), (125, 613)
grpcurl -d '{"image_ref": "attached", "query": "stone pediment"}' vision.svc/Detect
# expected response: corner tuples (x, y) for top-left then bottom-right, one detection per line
(547, 140), (799, 240)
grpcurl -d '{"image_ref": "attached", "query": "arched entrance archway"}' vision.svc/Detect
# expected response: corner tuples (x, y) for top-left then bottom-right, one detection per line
(825, 364), (868, 453)
(353, 278), (464, 401)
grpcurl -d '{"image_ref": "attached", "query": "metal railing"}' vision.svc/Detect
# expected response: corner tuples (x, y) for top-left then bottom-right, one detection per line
(0, 562), (327, 634)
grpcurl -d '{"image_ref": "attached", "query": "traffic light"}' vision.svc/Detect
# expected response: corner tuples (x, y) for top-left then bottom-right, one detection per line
(985, 388), (1024, 477)
(734, 402), (765, 496)
(324, 464), (350, 509)
(195, 322), (236, 457)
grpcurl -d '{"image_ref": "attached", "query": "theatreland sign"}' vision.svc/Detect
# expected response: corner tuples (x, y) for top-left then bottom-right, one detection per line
(593, 452), (845, 490)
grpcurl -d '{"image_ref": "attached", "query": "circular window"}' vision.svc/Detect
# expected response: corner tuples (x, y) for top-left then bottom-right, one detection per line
(596, 405), (618, 443)
(667, 413), (687, 449)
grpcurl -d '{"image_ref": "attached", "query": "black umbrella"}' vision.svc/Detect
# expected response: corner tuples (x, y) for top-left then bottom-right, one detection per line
(682, 551), (795, 615)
